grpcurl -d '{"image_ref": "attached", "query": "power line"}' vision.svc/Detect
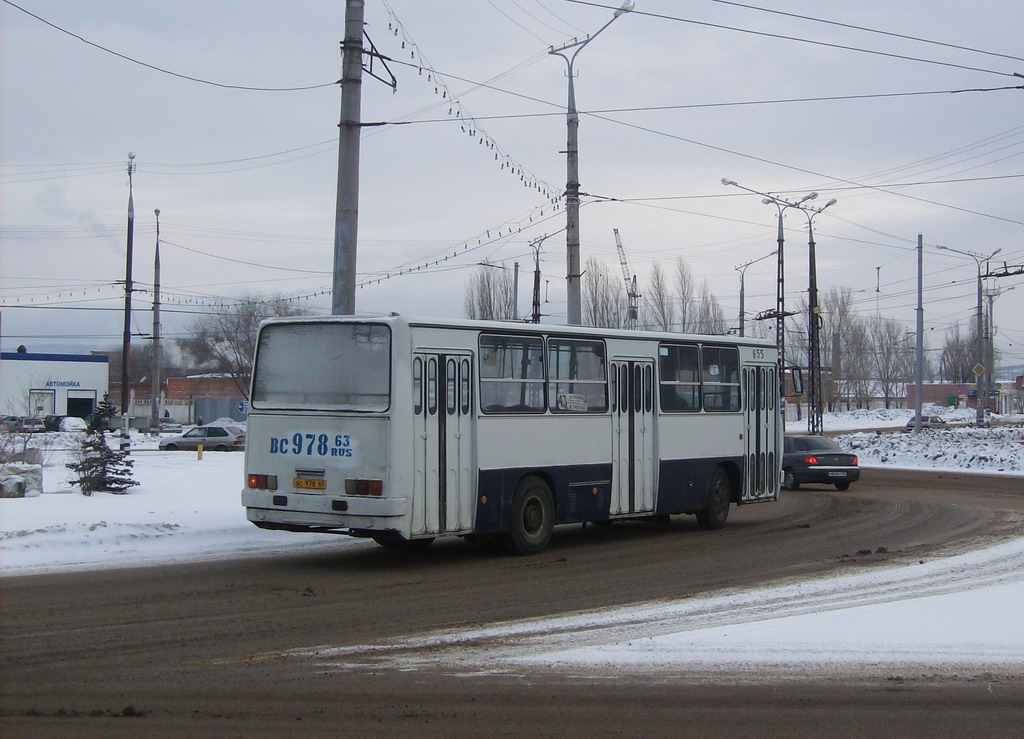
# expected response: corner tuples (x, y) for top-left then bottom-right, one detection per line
(160, 239), (330, 275)
(562, 0), (1023, 79)
(697, 0), (1024, 64)
(1, 0), (337, 92)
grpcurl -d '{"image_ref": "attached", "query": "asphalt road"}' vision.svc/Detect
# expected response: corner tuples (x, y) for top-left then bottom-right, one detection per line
(3, 468), (1023, 737)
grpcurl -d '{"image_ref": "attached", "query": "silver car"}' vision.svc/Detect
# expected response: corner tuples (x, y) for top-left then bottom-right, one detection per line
(159, 425), (246, 451)
(904, 415), (947, 431)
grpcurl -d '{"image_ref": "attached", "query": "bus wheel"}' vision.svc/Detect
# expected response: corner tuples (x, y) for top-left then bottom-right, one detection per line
(502, 476), (554, 555)
(696, 467), (731, 530)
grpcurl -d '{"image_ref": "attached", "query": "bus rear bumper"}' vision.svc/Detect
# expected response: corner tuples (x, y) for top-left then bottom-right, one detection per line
(242, 489), (408, 530)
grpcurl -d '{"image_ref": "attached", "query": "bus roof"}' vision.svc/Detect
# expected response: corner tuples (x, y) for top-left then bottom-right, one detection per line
(258, 314), (776, 349)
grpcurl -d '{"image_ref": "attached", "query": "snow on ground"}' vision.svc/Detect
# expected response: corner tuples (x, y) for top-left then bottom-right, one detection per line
(2, 409), (1023, 677)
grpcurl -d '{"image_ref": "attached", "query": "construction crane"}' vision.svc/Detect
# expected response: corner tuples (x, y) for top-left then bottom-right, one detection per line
(613, 228), (640, 330)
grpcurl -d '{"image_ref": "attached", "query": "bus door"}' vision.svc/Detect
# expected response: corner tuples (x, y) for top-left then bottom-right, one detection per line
(610, 358), (656, 514)
(412, 352), (475, 535)
(742, 363), (778, 502)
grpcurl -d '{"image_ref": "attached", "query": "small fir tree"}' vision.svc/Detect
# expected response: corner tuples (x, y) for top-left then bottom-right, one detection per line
(66, 401), (138, 495)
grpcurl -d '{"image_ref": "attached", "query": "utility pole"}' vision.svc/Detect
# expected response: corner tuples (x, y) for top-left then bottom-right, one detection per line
(150, 209), (161, 432)
(512, 261), (520, 320)
(332, 0), (365, 315)
(937, 245), (1000, 424)
(912, 234), (924, 433)
(734, 250), (775, 337)
(549, 1), (634, 324)
(983, 284), (1015, 414)
(721, 178), (814, 401)
(530, 235), (552, 324)
(120, 153), (136, 451)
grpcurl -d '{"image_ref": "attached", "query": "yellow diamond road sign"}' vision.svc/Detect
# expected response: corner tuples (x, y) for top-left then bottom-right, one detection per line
(973, 363), (985, 376)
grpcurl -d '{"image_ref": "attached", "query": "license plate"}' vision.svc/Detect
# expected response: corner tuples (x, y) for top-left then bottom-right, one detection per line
(293, 478), (327, 490)
(828, 471), (847, 478)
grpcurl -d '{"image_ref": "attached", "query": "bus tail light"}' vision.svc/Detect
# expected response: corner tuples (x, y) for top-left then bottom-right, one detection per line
(248, 473), (278, 490)
(345, 478), (383, 496)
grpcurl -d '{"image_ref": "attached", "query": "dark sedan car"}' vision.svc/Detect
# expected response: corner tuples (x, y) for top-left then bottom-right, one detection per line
(782, 435), (860, 491)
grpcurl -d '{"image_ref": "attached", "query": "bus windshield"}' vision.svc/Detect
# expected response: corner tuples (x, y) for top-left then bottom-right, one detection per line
(251, 322), (391, 411)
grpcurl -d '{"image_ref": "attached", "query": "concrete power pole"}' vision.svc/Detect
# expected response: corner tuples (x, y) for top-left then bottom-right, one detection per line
(150, 209), (161, 432)
(332, 0), (365, 315)
(120, 153), (136, 451)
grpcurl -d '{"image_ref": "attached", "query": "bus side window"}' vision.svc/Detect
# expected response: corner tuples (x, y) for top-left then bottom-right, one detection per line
(610, 366), (617, 413)
(427, 358), (438, 416)
(460, 358), (471, 415)
(633, 364), (642, 413)
(644, 364), (653, 413)
(413, 357), (423, 415)
(619, 364), (629, 412)
(446, 359), (458, 415)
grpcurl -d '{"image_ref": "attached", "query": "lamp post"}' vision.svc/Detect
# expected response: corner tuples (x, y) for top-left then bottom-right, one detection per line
(936, 245), (1000, 424)
(150, 208), (161, 432)
(985, 284), (1015, 414)
(721, 179), (816, 401)
(120, 152), (136, 451)
(550, 0), (634, 325)
(800, 197), (837, 435)
(734, 250), (776, 337)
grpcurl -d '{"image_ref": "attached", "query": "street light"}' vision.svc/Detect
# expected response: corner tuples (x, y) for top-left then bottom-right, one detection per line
(120, 152), (136, 451)
(150, 208), (161, 432)
(721, 178), (816, 401)
(936, 245), (1001, 424)
(734, 250), (776, 337)
(550, 0), (634, 325)
(800, 197), (837, 435)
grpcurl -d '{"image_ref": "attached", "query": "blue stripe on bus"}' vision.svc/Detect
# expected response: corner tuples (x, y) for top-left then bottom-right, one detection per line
(474, 456), (744, 534)
(656, 456), (742, 514)
(475, 464), (612, 534)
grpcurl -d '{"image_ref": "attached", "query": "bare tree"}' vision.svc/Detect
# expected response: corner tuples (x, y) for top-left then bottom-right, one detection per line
(939, 322), (978, 382)
(464, 263), (517, 320)
(645, 261), (675, 331)
(583, 257), (626, 329)
(868, 316), (913, 408)
(695, 280), (726, 334)
(179, 294), (311, 398)
(819, 287), (857, 411)
(843, 318), (874, 409)
(675, 258), (697, 332)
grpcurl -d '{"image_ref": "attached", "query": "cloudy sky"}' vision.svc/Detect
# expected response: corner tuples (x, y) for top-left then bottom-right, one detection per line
(1, 0), (1022, 371)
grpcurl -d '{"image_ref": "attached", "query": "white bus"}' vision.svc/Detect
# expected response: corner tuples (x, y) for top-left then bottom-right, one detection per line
(242, 315), (779, 555)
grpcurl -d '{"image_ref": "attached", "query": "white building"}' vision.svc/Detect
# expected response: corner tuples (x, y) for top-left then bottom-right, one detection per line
(0, 351), (109, 419)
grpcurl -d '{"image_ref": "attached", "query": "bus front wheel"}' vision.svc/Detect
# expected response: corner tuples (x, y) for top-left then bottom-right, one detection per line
(696, 467), (731, 530)
(502, 476), (554, 556)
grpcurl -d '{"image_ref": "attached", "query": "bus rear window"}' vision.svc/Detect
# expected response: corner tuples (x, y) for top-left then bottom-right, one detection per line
(251, 322), (391, 411)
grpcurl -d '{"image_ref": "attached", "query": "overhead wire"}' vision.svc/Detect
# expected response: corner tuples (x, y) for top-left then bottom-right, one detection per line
(562, 0), (1024, 78)
(1, 0), (337, 91)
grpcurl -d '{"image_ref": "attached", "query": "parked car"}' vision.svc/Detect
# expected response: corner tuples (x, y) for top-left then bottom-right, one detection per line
(159, 421), (184, 434)
(3, 416), (49, 433)
(21, 417), (46, 433)
(904, 415), (947, 431)
(159, 425), (246, 451)
(782, 435), (860, 491)
(59, 416), (88, 432)
(43, 415), (65, 432)
(1, 415), (24, 432)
